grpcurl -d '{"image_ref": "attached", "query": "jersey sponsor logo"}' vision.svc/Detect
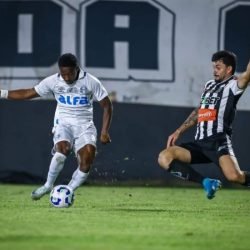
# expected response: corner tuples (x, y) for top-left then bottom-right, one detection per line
(200, 96), (220, 105)
(55, 86), (66, 94)
(58, 95), (89, 105)
(198, 109), (217, 122)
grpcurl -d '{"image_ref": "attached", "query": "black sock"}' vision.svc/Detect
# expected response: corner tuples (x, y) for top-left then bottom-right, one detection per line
(243, 171), (250, 187)
(168, 160), (205, 184)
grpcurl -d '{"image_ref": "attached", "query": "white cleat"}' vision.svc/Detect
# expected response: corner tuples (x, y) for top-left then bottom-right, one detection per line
(31, 185), (52, 200)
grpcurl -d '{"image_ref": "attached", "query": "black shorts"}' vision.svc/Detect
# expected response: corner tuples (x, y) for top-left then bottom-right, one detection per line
(180, 134), (235, 166)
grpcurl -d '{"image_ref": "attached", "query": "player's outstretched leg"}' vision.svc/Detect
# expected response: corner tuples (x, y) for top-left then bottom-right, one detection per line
(31, 152), (67, 200)
(202, 178), (222, 200)
(31, 185), (52, 200)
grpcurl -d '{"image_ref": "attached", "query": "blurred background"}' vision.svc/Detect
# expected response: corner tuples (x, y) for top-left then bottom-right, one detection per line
(0, 0), (249, 186)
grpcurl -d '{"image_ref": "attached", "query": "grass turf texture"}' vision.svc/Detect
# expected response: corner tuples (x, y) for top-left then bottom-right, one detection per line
(0, 185), (249, 250)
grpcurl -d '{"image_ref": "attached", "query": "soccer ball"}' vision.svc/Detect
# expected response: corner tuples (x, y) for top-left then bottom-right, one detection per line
(50, 185), (74, 208)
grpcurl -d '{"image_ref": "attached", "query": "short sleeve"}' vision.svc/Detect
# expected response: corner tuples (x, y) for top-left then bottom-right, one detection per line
(87, 73), (108, 101)
(34, 75), (54, 97)
(229, 78), (245, 95)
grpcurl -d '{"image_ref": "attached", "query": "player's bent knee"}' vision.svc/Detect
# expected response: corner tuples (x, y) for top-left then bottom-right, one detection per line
(158, 149), (174, 170)
(78, 155), (95, 172)
(55, 141), (72, 156)
(54, 152), (67, 163)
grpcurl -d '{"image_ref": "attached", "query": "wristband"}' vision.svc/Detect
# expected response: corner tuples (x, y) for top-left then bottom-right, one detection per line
(0, 89), (8, 99)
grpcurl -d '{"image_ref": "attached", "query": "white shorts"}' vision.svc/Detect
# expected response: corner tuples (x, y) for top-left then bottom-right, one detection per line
(53, 121), (97, 153)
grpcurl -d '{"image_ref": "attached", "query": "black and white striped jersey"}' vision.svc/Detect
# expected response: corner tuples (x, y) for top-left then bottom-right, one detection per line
(195, 76), (245, 140)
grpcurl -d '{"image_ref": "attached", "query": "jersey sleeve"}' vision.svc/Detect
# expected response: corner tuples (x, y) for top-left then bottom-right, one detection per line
(87, 74), (108, 101)
(34, 76), (53, 97)
(230, 78), (245, 95)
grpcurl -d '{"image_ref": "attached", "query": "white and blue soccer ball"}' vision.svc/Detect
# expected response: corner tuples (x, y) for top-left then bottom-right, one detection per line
(50, 185), (74, 208)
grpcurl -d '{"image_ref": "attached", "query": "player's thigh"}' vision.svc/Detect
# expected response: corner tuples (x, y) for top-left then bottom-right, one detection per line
(160, 146), (192, 163)
(219, 155), (244, 182)
(73, 123), (97, 153)
(53, 125), (73, 155)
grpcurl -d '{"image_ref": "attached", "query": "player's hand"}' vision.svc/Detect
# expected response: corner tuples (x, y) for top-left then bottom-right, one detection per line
(166, 130), (181, 148)
(100, 132), (111, 144)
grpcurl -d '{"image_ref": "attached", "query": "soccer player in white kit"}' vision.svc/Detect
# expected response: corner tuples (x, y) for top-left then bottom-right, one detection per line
(0, 53), (113, 200)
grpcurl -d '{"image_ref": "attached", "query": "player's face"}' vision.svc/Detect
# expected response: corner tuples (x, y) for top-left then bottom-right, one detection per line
(213, 60), (232, 83)
(60, 66), (79, 85)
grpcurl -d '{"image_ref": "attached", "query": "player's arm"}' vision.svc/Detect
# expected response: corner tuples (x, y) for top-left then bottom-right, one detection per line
(167, 107), (199, 148)
(0, 88), (39, 100)
(99, 96), (113, 144)
(237, 60), (250, 89)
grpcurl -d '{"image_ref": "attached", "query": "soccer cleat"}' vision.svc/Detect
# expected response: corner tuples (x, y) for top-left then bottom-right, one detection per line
(31, 185), (52, 200)
(202, 178), (222, 200)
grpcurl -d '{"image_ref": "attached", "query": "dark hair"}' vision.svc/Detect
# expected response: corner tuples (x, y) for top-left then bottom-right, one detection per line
(211, 50), (237, 74)
(58, 53), (78, 68)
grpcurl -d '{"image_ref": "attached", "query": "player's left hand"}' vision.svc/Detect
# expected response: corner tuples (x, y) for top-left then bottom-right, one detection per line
(100, 133), (111, 144)
(166, 129), (181, 148)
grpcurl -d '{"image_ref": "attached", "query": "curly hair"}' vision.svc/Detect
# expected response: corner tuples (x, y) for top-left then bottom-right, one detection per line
(58, 53), (79, 68)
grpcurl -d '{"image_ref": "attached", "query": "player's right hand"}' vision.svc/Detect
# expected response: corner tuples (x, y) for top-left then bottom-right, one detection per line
(166, 130), (181, 148)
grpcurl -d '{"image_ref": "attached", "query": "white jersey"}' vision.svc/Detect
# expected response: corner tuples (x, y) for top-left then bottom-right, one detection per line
(34, 69), (108, 125)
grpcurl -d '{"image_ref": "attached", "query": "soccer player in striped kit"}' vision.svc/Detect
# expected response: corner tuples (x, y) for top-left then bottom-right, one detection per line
(0, 53), (113, 200)
(158, 51), (250, 199)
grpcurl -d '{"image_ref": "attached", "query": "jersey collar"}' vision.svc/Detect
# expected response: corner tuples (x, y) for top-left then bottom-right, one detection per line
(57, 68), (86, 81)
(215, 75), (234, 85)
(78, 68), (87, 79)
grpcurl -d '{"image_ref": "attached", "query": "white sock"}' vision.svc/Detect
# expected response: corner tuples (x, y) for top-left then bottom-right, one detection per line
(68, 168), (89, 190)
(44, 152), (66, 188)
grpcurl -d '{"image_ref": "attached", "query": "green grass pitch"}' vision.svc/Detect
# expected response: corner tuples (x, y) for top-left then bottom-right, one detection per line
(0, 184), (249, 250)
